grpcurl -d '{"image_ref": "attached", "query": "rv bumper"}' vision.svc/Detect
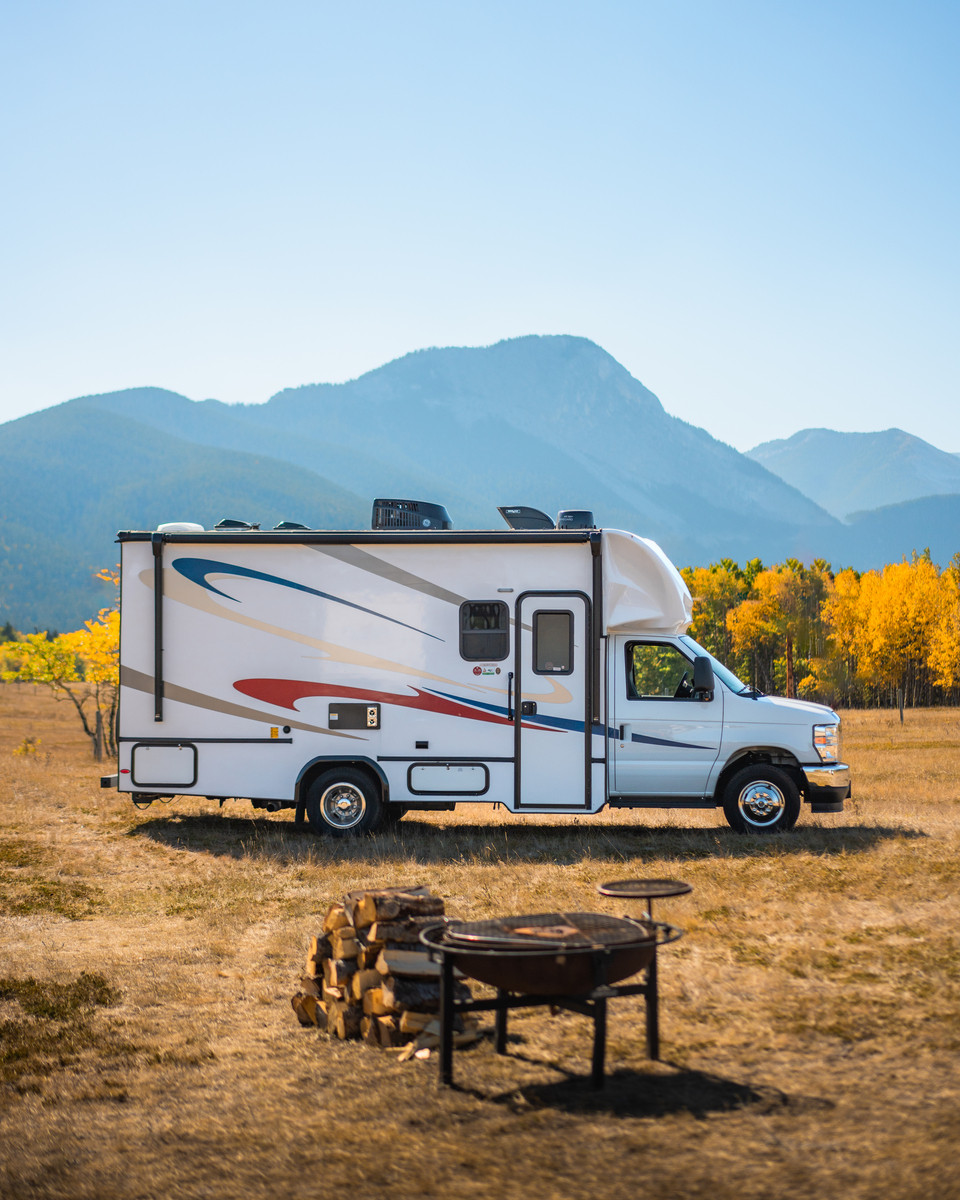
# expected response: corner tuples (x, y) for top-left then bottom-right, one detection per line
(100, 774), (119, 789)
(802, 763), (851, 812)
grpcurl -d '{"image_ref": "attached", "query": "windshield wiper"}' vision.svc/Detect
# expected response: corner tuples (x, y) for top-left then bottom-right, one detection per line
(738, 685), (763, 698)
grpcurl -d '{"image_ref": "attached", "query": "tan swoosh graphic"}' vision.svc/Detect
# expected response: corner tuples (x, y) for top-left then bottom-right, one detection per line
(140, 566), (573, 706)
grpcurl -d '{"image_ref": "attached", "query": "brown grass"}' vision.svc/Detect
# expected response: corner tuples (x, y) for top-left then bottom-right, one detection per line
(1, 685), (959, 1199)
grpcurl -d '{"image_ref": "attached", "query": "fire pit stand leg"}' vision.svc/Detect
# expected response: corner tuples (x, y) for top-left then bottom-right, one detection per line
(439, 951), (455, 1086)
(495, 990), (509, 1054)
(591, 995), (608, 1088)
(645, 946), (660, 1060)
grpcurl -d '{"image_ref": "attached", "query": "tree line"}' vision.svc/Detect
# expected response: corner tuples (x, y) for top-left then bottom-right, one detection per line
(681, 552), (960, 707)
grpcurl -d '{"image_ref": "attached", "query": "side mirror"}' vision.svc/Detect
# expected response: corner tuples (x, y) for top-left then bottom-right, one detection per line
(692, 656), (715, 698)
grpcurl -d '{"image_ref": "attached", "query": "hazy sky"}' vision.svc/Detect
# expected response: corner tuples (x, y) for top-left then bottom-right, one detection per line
(1, 1), (957, 451)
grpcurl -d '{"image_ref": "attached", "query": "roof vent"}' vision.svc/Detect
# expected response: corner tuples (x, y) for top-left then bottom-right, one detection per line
(273, 521), (310, 531)
(372, 499), (452, 530)
(155, 522), (205, 534)
(498, 505), (554, 531)
(214, 518), (261, 531)
(556, 509), (596, 530)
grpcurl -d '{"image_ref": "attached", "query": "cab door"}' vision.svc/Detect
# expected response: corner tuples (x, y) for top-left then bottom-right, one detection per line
(515, 593), (591, 808)
(612, 637), (723, 796)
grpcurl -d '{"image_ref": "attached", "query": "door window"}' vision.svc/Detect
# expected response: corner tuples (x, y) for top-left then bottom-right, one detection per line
(533, 610), (573, 674)
(627, 642), (696, 700)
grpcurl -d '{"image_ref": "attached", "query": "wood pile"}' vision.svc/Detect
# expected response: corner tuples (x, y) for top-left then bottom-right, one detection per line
(291, 885), (482, 1058)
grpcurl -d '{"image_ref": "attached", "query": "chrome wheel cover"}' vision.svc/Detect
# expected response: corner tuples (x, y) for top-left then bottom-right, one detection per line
(737, 780), (786, 828)
(320, 781), (366, 830)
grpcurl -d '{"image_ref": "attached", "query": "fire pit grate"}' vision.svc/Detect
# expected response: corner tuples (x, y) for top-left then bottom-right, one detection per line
(445, 911), (653, 951)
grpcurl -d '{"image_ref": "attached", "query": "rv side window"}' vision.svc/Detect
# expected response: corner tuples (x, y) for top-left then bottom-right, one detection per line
(533, 610), (573, 674)
(627, 642), (695, 699)
(459, 601), (510, 661)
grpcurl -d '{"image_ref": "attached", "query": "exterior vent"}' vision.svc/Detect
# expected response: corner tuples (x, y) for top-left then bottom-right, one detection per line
(371, 499), (452, 530)
(214, 518), (261, 531)
(556, 510), (596, 529)
(498, 505), (554, 531)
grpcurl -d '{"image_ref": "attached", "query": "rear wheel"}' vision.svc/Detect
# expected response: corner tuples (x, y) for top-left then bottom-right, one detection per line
(305, 769), (383, 837)
(722, 764), (800, 834)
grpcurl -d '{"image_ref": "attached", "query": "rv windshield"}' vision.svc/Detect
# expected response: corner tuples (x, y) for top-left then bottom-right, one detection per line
(679, 635), (752, 694)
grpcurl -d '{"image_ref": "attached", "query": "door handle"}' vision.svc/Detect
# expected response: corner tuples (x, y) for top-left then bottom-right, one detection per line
(507, 671), (514, 721)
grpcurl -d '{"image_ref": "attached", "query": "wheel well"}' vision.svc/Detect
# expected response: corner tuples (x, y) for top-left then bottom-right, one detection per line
(714, 751), (804, 803)
(294, 758), (388, 824)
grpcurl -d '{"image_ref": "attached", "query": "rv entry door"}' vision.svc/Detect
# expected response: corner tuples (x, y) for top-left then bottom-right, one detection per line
(514, 593), (591, 809)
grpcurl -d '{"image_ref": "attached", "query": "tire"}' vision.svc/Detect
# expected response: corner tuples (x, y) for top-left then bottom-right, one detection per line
(722, 764), (801, 834)
(305, 768), (384, 837)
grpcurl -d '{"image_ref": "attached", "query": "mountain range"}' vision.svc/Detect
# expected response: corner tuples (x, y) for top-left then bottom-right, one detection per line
(747, 428), (960, 519)
(1, 335), (957, 630)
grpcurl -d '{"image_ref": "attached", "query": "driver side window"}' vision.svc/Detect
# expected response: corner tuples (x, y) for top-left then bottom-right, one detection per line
(627, 642), (695, 700)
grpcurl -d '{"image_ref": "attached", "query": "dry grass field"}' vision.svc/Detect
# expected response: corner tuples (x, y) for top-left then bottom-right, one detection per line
(2, 683), (960, 1200)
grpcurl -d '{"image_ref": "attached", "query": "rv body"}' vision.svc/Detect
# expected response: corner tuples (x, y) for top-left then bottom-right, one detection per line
(108, 523), (851, 834)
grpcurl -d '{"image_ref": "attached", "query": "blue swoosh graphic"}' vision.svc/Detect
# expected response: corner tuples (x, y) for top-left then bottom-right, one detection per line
(172, 557), (443, 641)
(426, 689), (711, 748)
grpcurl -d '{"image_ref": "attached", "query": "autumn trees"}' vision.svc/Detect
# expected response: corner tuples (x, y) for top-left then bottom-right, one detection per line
(682, 553), (960, 707)
(1, 569), (119, 760)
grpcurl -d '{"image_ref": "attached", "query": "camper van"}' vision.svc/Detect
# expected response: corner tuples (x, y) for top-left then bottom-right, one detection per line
(103, 501), (851, 835)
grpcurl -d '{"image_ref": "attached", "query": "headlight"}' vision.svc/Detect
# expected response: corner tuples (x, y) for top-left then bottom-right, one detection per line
(813, 723), (840, 763)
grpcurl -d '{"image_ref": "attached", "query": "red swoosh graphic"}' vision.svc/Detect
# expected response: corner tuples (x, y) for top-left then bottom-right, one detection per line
(233, 678), (513, 727)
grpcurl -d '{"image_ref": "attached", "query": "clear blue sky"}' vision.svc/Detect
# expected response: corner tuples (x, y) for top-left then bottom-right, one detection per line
(1, 0), (957, 451)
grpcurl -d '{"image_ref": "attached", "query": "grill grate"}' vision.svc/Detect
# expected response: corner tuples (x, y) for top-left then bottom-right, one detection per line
(444, 911), (651, 951)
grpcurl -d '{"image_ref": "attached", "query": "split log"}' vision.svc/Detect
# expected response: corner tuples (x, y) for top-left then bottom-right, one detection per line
(360, 1015), (380, 1046)
(350, 968), (382, 1002)
(376, 949), (442, 979)
(329, 929), (359, 960)
(304, 952), (324, 978)
(291, 994), (314, 1026)
(332, 1004), (362, 1040)
(323, 957), (358, 989)
(322, 983), (344, 1007)
(309, 934), (333, 960)
(299, 975), (322, 1000)
(291, 993), (328, 1030)
(353, 891), (445, 931)
(368, 915), (449, 945)
(399, 1009), (436, 1035)
(362, 987), (395, 1017)
(380, 975), (469, 1012)
(354, 934), (386, 969)
(344, 884), (433, 928)
(376, 1015), (401, 1048)
(322, 903), (351, 934)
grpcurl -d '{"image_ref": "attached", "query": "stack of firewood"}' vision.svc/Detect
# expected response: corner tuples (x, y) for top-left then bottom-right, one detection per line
(291, 885), (481, 1056)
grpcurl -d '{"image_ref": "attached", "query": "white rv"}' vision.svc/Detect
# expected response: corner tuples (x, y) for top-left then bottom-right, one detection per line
(105, 502), (851, 835)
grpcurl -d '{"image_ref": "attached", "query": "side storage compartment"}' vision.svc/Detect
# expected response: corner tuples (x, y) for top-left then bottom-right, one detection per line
(131, 743), (198, 789)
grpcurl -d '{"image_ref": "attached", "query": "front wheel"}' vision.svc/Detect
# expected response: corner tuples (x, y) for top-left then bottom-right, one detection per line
(722, 764), (800, 834)
(305, 769), (383, 837)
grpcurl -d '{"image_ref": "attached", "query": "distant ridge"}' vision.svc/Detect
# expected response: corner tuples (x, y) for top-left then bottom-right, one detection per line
(0, 336), (956, 629)
(747, 427), (960, 519)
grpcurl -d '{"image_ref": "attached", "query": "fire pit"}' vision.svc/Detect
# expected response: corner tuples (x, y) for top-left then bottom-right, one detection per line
(421, 912), (683, 1088)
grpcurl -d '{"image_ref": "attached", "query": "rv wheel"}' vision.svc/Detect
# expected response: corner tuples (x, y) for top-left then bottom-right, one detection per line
(305, 769), (383, 837)
(722, 764), (801, 834)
